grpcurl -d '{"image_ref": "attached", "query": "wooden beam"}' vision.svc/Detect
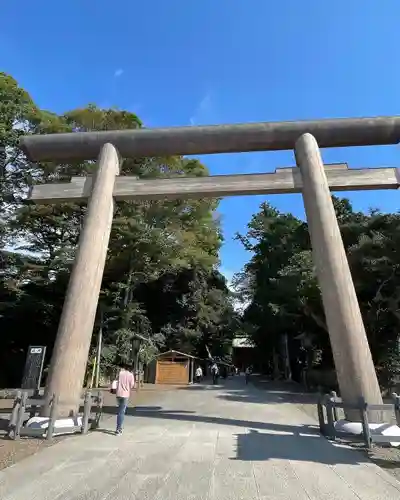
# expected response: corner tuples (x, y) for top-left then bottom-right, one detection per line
(41, 144), (120, 417)
(30, 164), (400, 204)
(20, 115), (400, 161)
(295, 134), (383, 421)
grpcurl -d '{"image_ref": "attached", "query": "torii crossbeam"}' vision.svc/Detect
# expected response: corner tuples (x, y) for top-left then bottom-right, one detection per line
(30, 163), (400, 203)
(21, 115), (400, 421)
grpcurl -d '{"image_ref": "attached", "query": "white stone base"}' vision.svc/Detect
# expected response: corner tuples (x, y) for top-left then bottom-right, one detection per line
(334, 419), (400, 447)
(26, 416), (83, 437)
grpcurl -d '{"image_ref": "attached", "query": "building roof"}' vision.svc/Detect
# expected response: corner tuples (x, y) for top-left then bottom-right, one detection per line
(156, 350), (199, 359)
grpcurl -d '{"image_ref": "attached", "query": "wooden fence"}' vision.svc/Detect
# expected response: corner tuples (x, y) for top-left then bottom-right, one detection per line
(318, 391), (400, 449)
(7, 390), (103, 441)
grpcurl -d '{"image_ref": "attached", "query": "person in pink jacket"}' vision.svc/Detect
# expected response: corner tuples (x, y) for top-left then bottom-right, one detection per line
(114, 363), (135, 435)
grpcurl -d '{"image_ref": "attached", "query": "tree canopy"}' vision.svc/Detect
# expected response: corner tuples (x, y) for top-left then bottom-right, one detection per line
(236, 198), (400, 390)
(0, 72), (237, 387)
(1, 71), (399, 393)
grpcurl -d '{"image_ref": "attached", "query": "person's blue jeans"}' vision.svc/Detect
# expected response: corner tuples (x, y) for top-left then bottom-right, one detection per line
(116, 397), (128, 431)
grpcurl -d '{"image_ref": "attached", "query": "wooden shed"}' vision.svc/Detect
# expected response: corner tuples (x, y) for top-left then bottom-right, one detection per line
(147, 350), (197, 385)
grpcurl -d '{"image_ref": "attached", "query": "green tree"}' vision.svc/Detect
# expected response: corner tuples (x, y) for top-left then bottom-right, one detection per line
(0, 73), (236, 386)
(236, 198), (400, 389)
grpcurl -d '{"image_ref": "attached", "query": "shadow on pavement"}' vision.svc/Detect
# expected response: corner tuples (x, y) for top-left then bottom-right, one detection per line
(368, 456), (400, 470)
(96, 429), (118, 436)
(102, 405), (194, 416)
(218, 390), (319, 405)
(101, 405), (316, 434)
(178, 384), (226, 391)
(233, 428), (366, 464)
(178, 378), (319, 405)
(100, 405), (368, 465)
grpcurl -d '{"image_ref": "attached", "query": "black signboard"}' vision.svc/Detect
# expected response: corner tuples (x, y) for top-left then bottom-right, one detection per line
(21, 346), (46, 390)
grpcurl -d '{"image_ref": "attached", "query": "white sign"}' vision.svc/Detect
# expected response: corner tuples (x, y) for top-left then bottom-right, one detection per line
(30, 348), (43, 354)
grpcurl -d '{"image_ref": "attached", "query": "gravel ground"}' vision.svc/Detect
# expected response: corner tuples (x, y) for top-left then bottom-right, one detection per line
(252, 377), (400, 482)
(0, 384), (172, 471)
(0, 398), (63, 471)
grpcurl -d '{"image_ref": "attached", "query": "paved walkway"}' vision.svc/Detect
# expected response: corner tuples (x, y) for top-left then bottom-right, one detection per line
(1, 378), (400, 499)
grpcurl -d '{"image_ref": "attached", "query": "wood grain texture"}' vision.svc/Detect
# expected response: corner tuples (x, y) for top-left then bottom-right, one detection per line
(155, 361), (189, 385)
(42, 143), (119, 417)
(20, 115), (400, 161)
(295, 134), (383, 421)
(30, 164), (400, 204)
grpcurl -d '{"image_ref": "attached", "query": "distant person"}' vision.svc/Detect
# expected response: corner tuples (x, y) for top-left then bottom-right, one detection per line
(112, 363), (135, 436)
(211, 363), (219, 385)
(245, 366), (252, 385)
(195, 366), (203, 383)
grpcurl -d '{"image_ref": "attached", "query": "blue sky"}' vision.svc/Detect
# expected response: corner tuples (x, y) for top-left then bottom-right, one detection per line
(1, 0), (400, 280)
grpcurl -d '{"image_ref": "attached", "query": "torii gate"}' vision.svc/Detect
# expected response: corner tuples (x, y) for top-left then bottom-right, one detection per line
(21, 116), (400, 420)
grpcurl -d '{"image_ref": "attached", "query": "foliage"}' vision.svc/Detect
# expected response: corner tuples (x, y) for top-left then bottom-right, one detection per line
(5, 69), (399, 394)
(0, 73), (235, 387)
(236, 198), (400, 389)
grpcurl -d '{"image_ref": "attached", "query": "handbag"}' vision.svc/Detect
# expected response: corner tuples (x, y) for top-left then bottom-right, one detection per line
(110, 379), (118, 394)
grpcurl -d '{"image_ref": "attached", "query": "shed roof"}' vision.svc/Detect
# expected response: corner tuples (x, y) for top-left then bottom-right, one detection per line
(156, 350), (199, 360)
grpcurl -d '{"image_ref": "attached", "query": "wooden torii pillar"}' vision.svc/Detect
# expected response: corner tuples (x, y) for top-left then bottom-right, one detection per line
(21, 116), (400, 419)
(295, 134), (384, 419)
(42, 144), (119, 415)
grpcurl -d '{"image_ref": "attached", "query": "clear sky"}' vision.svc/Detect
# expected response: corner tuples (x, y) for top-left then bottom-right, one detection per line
(1, 0), (400, 281)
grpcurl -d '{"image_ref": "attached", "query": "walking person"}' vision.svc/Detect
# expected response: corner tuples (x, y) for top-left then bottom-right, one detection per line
(245, 366), (251, 385)
(112, 362), (135, 436)
(211, 362), (219, 385)
(195, 365), (203, 383)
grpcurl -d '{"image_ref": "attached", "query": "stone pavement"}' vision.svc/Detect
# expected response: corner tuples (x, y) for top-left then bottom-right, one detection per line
(1, 377), (400, 499)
